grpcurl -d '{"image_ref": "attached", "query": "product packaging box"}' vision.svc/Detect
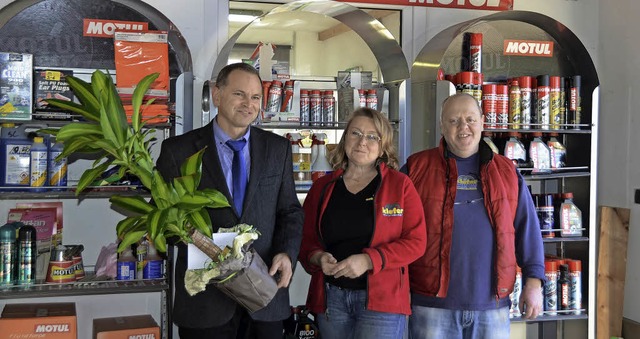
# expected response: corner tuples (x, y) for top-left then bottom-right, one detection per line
(0, 52), (33, 120)
(0, 302), (77, 339)
(33, 68), (75, 120)
(336, 71), (372, 90)
(93, 314), (160, 339)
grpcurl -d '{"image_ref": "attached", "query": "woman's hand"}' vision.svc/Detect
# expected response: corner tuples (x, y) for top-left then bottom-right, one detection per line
(331, 254), (373, 279)
(311, 251), (338, 275)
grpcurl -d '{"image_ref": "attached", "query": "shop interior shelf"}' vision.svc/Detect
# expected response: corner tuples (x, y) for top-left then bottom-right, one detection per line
(0, 118), (173, 129)
(0, 186), (149, 200)
(0, 274), (168, 300)
(510, 311), (588, 323)
(256, 119), (400, 130)
(484, 126), (592, 134)
(520, 167), (590, 180)
(542, 236), (589, 243)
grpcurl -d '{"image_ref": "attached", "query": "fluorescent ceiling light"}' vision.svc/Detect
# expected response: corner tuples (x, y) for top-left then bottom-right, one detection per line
(229, 9), (263, 23)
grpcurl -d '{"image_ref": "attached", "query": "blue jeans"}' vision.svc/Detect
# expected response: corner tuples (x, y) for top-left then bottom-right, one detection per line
(409, 306), (510, 339)
(317, 283), (406, 339)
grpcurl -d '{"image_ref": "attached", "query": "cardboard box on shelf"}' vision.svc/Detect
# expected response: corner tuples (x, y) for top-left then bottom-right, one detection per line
(93, 314), (160, 339)
(0, 302), (77, 339)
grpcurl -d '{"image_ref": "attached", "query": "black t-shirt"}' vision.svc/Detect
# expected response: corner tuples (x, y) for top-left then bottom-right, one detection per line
(321, 174), (380, 290)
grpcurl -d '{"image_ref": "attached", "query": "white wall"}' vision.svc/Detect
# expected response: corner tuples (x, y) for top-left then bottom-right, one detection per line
(598, 0), (640, 324)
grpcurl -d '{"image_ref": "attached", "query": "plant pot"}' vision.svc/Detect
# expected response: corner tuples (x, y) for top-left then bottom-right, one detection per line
(213, 249), (278, 313)
(190, 229), (278, 313)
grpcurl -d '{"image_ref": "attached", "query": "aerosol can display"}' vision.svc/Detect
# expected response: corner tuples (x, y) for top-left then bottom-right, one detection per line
(311, 133), (332, 182)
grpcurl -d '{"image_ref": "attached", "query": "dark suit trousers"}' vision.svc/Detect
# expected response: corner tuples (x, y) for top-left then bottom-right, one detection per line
(178, 306), (283, 339)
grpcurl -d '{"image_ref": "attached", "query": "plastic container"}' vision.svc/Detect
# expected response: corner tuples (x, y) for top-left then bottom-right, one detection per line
(547, 133), (567, 168)
(482, 132), (499, 154)
(143, 241), (163, 279)
(0, 123), (31, 188)
(503, 132), (526, 167)
(29, 136), (48, 192)
(529, 132), (551, 173)
(509, 266), (522, 318)
(559, 192), (582, 237)
(47, 138), (67, 189)
(311, 133), (332, 182)
(116, 246), (136, 280)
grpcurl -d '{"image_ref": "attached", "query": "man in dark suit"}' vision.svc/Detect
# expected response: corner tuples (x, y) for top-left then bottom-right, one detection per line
(156, 63), (304, 339)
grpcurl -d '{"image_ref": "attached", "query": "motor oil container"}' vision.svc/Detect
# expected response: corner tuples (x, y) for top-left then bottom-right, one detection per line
(0, 123), (32, 188)
(559, 192), (582, 237)
(503, 132), (526, 167)
(529, 132), (551, 173)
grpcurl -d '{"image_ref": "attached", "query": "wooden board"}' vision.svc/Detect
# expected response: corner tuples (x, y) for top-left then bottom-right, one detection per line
(597, 206), (630, 339)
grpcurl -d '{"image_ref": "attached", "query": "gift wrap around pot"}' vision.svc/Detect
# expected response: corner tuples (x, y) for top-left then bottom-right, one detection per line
(214, 249), (278, 313)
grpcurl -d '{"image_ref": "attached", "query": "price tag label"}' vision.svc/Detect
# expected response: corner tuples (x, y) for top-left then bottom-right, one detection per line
(45, 71), (62, 81)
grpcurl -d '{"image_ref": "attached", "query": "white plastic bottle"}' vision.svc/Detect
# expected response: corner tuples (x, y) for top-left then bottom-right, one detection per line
(529, 132), (551, 173)
(29, 136), (48, 192)
(311, 133), (332, 181)
(559, 192), (582, 237)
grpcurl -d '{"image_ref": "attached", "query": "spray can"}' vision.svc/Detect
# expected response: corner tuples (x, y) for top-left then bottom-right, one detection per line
(536, 194), (555, 238)
(365, 89), (378, 110)
(482, 84), (497, 129)
(261, 81), (271, 112)
(549, 76), (562, 130)
(48, 139), (67, 190)
(309, 90), (322, 127)
(509, 80), (521, 129)
(536, 75), (550, 129)
(569, 75), (582, 129)
(143, 241), (164, 279)
(300, 90), (310, 126)
(568, 259), (582, 314)
(0, 222), (18, 286)
(281, 80), (295, 112)
(473, 73), (483, 105)
(519, 76), (532, 129)
(358, 89), (366, 107)
(322, 90), (335, 127)
(469, 33), (483, 73)
(30, 136), (48, 192)
(544, 260), (558, 316)
(558, 264), (571, 312)
(266, 80), (283, 113)
(17, 224), (37, 285)
(496, 84), (509, 129)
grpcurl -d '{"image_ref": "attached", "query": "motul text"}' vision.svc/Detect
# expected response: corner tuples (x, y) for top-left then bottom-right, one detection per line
(35, 323), (71, 333)
(83, 19), (148, 38)
(503, 40), (554, 57)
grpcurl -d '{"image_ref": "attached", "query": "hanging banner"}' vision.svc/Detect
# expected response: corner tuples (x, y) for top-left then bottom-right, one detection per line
(340, 0), (513, 11)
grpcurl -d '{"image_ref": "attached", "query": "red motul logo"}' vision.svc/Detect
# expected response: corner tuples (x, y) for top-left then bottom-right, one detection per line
(35, 323), (71, 333)
(83, 19), (148, 38)
(129, 334), (156, 339)
(503, 40), (554, 57)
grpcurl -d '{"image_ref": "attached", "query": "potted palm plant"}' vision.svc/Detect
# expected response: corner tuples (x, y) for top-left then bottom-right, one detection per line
(43, 70), (277, 312)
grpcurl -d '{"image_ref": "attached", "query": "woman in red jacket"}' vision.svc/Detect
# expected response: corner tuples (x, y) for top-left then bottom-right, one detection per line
(298, 107), (427, 339)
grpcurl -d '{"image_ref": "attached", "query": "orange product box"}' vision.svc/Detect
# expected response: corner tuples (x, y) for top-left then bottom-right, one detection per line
(0, 302), (77, 339)
(93, 314), (160, 339)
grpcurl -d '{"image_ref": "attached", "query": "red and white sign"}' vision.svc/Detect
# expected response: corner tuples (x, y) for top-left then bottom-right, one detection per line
(83, 19), (149, 38)
(340, 0), (513, 11)
(503, 40), (554, 57)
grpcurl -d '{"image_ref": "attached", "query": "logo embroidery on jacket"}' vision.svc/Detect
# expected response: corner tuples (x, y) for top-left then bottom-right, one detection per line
(382, 203), (403, 217)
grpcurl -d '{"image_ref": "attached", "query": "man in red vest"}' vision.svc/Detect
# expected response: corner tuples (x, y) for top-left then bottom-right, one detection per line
(403, 93), (545, 338)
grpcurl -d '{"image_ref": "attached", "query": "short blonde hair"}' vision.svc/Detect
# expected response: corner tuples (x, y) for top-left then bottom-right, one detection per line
(329, 107), (399, 170)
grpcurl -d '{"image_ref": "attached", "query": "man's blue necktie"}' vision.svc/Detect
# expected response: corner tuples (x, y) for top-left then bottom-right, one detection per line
(226, 139), (247, 216)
